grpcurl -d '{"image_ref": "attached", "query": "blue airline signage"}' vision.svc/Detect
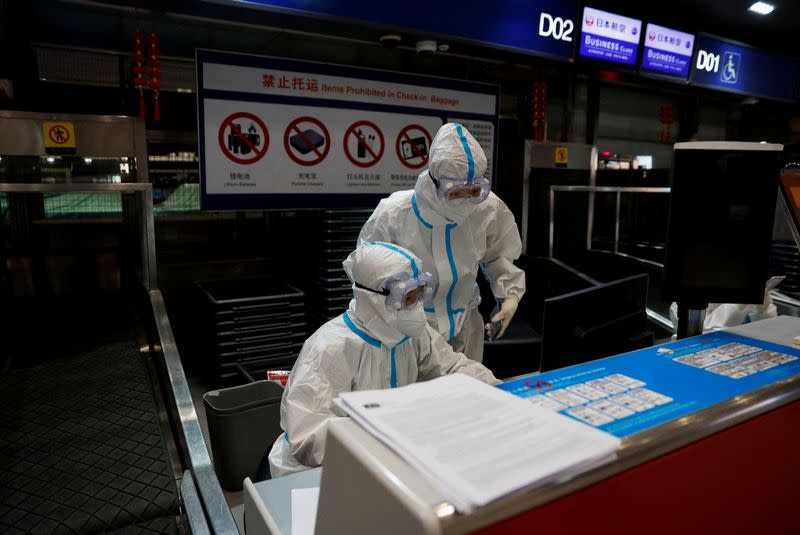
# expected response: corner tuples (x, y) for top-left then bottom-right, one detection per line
(691, 34), (800, 102)
(210, 0), (578, 60)
(641, 23), (694, 78)
(578, 6), (642, 66)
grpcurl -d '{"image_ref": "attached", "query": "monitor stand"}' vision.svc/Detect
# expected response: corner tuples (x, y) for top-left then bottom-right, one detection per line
(676, 303), (707, 339)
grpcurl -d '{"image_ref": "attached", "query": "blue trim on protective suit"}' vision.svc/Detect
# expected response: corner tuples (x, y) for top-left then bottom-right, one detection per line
(454, 123), (475, 184)
(343, 311), (381, 348)
(369, 241), (419, 278)
(411, 193), (433, 229)
(424, 307), (435, 313)
(444, 223), (459, 340)
(389, 336), (410, 388)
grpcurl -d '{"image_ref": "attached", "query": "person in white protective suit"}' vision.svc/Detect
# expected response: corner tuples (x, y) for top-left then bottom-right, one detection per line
(357, 123), (525, 362)
(267, 241), (499, 478)
(669, 277), (783, 334)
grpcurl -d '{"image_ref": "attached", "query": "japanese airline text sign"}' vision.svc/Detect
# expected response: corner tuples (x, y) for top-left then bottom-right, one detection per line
(641, 23), (694, 78)
(691, 34), (800, 102)
(578, 6), (641, 66)
(197, 49), (499, 210)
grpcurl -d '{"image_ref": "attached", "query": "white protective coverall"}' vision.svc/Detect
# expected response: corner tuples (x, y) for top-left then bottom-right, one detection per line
(357, 123), (526, 362)
(267, 242), (499, 478)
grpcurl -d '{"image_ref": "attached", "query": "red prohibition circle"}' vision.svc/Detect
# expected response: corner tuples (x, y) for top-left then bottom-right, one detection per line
(524, 379), (552, 391)
(343, 120), (385, 168)
(395, 124), (432, 169)
(48, 125), (70, 145)
(283, 116), (331, 167)
(218, 112), (270, 165)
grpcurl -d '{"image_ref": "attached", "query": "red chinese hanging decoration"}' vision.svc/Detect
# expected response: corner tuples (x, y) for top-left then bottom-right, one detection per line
(132, 27), (147, 119)
(149, 32), (161, 121)
(659, 104), (675, 143)
(531, 82), (548, 142)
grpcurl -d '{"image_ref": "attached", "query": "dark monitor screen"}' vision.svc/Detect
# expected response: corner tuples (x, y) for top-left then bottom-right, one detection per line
(664, 142), (783, 306)
(540, 273), (650, 372)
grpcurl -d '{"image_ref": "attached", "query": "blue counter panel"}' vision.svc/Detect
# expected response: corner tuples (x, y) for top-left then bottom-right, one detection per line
(499, 332), (800, 438)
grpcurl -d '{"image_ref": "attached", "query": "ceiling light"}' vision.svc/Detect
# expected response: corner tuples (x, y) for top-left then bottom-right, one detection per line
(748, 2), (775, 15)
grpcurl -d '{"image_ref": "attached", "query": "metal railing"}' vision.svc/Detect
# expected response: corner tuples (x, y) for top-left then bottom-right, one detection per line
(548, 185), (671, 263)
(0, 182), (238, 534)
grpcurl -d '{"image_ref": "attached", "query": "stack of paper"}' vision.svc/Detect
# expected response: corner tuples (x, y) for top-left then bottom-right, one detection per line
(335, 374), (620, 513)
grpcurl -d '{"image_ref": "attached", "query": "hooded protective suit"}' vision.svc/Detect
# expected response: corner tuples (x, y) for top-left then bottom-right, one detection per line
(267, 242), (499, 478)
(357, 123), (525, 362)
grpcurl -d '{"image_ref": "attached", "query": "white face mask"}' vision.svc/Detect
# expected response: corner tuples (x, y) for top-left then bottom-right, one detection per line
(391, 305), (428, 338)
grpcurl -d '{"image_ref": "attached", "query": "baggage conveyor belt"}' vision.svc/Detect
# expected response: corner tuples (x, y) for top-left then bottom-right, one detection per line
(0, 336), (180, 534)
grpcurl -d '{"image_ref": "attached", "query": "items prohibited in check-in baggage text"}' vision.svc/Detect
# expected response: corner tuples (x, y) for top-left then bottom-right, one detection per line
(344, 121), (385, 168)
(284, 116), (330, 166)
(218, 112), (270, 165)
(396, 125), (432, 169)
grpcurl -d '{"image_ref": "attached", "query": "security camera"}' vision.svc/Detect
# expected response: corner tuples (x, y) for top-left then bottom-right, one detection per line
(379, 35), (402, 48)
(415, 40), (437, 54)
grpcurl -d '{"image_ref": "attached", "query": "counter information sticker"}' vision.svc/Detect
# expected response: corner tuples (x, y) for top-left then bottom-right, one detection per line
(498, 331), (800, 438)
(196, 49), (499, 210)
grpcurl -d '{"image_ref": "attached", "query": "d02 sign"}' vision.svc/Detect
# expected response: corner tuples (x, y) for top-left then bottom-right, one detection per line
(539, 13), (574, 42)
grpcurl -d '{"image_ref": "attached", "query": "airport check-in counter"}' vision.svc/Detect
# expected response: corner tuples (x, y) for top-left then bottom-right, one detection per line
(244, 316), (800, 534)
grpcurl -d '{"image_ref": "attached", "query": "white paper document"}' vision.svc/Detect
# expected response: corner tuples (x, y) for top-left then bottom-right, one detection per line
(291, 487), (320, 535)
(335, 374), (620, 513)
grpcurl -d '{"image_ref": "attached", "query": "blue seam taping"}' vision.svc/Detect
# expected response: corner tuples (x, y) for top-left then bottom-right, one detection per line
(454, 123), (475, 185)
(412, 193), (433, 229)
(390, 347), (397, 388)
(445, 223), (459, 340)
(389, 336), (409, 388)
(424, 307), (435, 313)
(453, 308), (465, 314)
(283, 432), (289, 442)
(343, 311), (381, 348)
(369, 241), (419, 278)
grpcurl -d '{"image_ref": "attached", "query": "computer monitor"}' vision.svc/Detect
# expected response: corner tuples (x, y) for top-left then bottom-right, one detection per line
(540, 273), (651, 372)
(664, 142), (783, 307)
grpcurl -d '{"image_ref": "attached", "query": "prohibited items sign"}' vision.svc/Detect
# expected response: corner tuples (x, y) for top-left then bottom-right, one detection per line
(218, 112), (270, 165)
(396, 125), (432, 169)
(284, 116), (331, 166)
(344, 120), (385, 168)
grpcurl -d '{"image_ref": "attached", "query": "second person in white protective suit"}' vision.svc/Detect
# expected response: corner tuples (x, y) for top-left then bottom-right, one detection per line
(267, 241), (499, 478)
(357, 122), (525, 362)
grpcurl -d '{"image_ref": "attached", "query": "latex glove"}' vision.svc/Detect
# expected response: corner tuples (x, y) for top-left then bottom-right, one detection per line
(484, 295), (519, 340)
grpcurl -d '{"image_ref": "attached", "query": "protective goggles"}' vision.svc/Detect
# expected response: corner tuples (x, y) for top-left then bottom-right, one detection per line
(356, 271), (435, 310)
(430, 173), (491, 205)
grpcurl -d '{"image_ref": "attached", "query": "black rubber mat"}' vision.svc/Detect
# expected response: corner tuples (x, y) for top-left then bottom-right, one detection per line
(0, 340), (179, 534)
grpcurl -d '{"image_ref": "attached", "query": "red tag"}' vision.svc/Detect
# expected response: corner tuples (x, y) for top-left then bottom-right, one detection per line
(267, 370), (291, 387)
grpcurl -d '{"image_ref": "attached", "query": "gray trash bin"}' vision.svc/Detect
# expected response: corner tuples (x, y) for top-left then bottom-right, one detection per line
(203, 380), (284, 491)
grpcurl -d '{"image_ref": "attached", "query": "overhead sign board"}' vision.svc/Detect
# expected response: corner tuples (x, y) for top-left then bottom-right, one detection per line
(641, 23), (694, 79)
(196, 50), (499, 210)
(206, 0), (578, 60)
(691, 34), (800, 102)
(578, 6), (642, 66)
